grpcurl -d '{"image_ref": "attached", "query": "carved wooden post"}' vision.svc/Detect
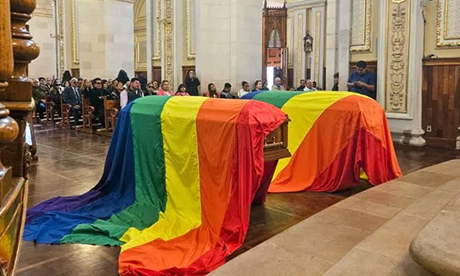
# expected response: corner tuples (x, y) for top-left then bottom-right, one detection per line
(1, 0), (39, 177)
(0, 1), (39, 274)
(0, 0), (20, 197)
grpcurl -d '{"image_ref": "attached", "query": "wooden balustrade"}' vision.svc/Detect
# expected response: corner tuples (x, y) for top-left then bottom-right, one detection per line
(0, 0), (38, 275)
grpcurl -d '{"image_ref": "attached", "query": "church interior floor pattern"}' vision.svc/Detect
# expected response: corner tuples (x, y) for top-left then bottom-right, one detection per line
(17, 124), (460, 276)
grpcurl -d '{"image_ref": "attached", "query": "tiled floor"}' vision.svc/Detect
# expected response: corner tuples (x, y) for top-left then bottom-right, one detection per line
(18, 123), (460, 275)
(212, 160), (460, 276)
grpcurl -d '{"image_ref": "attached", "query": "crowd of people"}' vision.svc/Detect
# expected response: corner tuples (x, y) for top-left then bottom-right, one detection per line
(32, 60), (375, 127)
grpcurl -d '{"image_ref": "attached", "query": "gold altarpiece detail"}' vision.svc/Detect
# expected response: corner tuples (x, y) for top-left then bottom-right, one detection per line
(385, 0), (411, 113)
(163, 0), (174, 84)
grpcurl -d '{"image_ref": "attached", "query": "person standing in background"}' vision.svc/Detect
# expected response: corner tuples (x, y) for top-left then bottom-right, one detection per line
(332, 73), (339, 91)
(185, 70), (200, 96)
(347, 60), (376, 99)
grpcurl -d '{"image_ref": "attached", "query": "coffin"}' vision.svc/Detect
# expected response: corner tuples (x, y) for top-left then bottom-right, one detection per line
(25, 97), (293, 275)
(263, 119), (290, 162)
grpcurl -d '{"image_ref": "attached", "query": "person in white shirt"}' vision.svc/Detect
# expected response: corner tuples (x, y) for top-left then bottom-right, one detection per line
(238, 81), (251, 98)
(117, 82), (128, 109)
(304, 80), (317, 92)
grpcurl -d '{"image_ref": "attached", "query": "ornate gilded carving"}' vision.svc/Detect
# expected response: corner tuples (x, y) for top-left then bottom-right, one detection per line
(56, 0), (65, 77)
(296, 14), (303, 84)
(153, 0), (162, 61)
(185, 0), (195, 60)
(164, 0), (174, 84)
(386, 0), (410, 113)
(436, 0), (460, 47)
(350, 0), (372, 52)
(314, 12), (320, 82)
(71, 0), (79, 65)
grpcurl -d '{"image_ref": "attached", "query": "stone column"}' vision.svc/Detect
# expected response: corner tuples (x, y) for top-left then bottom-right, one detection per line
(325, 0), (338, 91)
(78, 0), (134, 79)
(377, 0), (425, 146)
(196, 0), (262, 92)
(337, 0), (351, 91)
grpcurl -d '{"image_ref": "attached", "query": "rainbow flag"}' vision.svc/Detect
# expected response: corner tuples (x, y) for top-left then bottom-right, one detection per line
(243, 91), (402, 192)
(25, 97), (287, 275)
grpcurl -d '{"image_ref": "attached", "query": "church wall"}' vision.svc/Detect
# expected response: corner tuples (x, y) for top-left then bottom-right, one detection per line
(29, 0), (56, 79)
(196, 0), (262, 93)
(349, 0), (378, 63)
(423, 0), (460, 58)
(78, 0), (135, 80)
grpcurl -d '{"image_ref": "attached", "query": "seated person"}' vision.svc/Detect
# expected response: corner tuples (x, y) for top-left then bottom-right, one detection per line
(220, 83), (235, 99)
(87, 78), (109, 127)
(304, 80), (317, 92)
(296, 79), (306, 91)
(271, 77), (285, 91)
(175, 84), (190, 96)
(347, 60), (376, 99)
(252, 80), (263, 92)
(238, 81), (251, 98)
(62, 78), (82, 125)
(204, 83), (220, 98)
(121, 78), (143, 108)
(157, 80), (173, 96)
(32, 79), (47, 120)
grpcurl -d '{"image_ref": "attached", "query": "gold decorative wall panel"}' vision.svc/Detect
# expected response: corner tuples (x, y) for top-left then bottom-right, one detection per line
(296, 14), (303, 83)
(287, 11), (293, 67)
(350, 0), (372, 52)
(385, 0), (411, 113)
(153, 0), (162, 61)
(164, 0), (174, 84)
(314, 11), (320, 82)
(71, 0), (79, 65)
(436, 0), (460, 47)
(185, 0), (195, 60)
(57, 0), (65, 77)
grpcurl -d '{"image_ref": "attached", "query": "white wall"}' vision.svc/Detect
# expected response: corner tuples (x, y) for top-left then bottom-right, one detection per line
(196, 0), (262, 93)
(29, 12), (56, 79)
(78, 0), (134, 79)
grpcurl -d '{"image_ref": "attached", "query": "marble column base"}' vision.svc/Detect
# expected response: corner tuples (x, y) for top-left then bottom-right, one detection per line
(393, 129), (426, 147)
(456, 127), (460, 150)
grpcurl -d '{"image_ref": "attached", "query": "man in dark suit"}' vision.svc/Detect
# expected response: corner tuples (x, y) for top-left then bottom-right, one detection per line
(63, 77), (82, 125)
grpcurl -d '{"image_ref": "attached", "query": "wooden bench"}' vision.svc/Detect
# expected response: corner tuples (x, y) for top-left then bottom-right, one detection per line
(58, 94), (72, 130)
(97, 96), (119, 137)
(76, 95), (95, 134)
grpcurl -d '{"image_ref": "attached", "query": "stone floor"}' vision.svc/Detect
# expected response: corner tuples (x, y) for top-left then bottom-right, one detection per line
(17, 123), (460, 275)
(212, 160), (460, 276)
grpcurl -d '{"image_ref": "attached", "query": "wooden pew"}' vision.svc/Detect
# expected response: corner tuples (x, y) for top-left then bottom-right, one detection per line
(76, 95), (95, 133)
(0, 0), (39, 274)
(58, 94), (72, 130)
(97, 96), (119, 137)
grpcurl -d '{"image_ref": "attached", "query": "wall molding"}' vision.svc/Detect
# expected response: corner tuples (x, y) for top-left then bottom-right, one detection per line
(436, 0), (460, 47)
(185, 0), (195, 60)
(286, 0), (326, 9)
(350, 0), (372, 52)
